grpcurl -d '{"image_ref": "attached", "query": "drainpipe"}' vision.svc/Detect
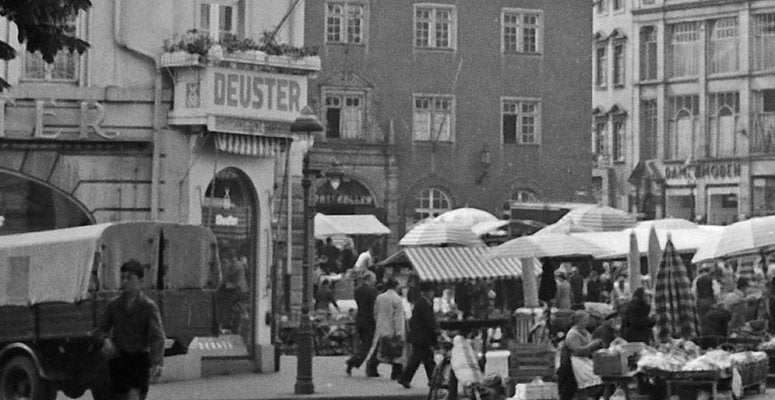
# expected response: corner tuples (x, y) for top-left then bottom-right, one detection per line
(114, 0), (162, 221)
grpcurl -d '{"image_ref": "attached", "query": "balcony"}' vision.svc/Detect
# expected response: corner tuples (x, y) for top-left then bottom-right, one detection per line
(750, 113), (775, 155)
(159, 49), (321, 72)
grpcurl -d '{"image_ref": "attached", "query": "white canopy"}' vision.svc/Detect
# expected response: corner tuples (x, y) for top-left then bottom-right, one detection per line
(573, 226), (723, 260)
(314, 213), (390, 238)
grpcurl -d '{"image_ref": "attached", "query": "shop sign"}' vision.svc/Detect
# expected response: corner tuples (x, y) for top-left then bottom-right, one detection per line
(209, 68), (305, 122)
(314, 179), (375, 207)
(215, 214), (239, 226)
(314, 194), (375, 206)
(665, 162), (741, 182)
(0, 99), (118, 139)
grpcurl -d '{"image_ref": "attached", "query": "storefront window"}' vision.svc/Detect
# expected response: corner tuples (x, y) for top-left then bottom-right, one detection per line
(707, 190), (738, 225)
(753, 177), (775, 216)
(665, 191), (694, 221)
(0, 171), (92, 235)
(202, 168), (256, 349)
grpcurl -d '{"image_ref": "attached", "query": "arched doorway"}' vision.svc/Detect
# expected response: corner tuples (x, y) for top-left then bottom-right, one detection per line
(0, 170), (93, 235)
(202, 168), (258, 352)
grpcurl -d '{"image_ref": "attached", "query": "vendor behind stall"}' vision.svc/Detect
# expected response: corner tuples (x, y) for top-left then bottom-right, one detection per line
(699, 299), (732, 337)
(557, 310), (604, 400)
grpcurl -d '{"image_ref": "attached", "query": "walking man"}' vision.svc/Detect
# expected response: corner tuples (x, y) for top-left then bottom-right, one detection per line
(346, 271), (378, 376)
(365, 278), (405, 379)
(95, 260), (166, 400)
(398, 281), (438, 389)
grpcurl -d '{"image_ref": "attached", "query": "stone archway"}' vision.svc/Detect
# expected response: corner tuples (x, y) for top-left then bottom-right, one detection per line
(0, 169), (93, 235)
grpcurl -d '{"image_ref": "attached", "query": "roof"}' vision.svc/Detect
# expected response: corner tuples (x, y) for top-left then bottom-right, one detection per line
(379, 246), (539, 283)
(314, 213), (390, 237)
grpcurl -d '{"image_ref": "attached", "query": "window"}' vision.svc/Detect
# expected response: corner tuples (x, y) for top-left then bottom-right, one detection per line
(23, 14), (81, 82)
(413, 95), (454, 142)
(325, 2), (365, 44)
(413, 188), (452, 222)
(612, 0), (624, 12)
(613, 43), (625, 86)
(640, 99), (658, 160)
(710, 18), (738, 74)
(640, 26), (657, 81)
(323, 92), (365, 139)
(198, 1), (237, 41)
(754, 13), (775, 71)
(596, 45), (608, 88)
(509, 189), (539, 203)
(593, 119), (608, 156)
(502, 99), (540, 145)
(668, 22), (701, 78)
(613, 120), (625, 162)
(708, 92), (739, 157)
(502, 9), (542, 54)
(597, 0), (608, 14)
(414, 5), (456, 50)
(667, 95), (699, 160)
(752, 90), (775, 154)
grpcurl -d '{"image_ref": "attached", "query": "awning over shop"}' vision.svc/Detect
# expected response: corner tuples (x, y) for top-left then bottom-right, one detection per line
(314, 213), (390, 238)
(378, 246), (540, 283)
(214, 132), (291, 158)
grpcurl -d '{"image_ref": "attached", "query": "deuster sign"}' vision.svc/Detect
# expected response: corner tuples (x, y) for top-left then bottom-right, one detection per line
(212, 71), (302, 113)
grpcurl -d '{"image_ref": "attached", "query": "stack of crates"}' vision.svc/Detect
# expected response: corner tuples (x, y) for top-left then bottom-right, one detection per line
(506, 343), (556, 397)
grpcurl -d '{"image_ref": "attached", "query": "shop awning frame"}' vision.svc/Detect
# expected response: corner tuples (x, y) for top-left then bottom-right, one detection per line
(378, 246), (540, 283)
(314, 213), (390, 238)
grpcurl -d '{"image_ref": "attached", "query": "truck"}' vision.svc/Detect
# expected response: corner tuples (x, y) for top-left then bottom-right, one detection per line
(0, 222), (221, 400)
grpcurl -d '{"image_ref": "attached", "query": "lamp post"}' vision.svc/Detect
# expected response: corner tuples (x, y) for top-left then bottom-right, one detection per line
(290, 106), (324, 395)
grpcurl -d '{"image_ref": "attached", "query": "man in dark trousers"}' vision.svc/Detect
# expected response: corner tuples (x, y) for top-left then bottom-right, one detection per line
(95, 260), (166, 400)
(397, 281), (438, 389)
(346, 271), (378, 376)
(569, 267), (585, 309)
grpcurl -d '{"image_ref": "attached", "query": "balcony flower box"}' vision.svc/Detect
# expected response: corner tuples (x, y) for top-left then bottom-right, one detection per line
(160, 51), (205, 67)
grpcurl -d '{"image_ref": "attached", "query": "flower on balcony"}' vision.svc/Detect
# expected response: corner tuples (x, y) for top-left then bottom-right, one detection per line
(163, 29), (318, 59)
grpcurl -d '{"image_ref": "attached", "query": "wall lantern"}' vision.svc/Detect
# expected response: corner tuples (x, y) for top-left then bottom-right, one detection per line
(475, 144), (492, 184)
(325, 160), (345, 191)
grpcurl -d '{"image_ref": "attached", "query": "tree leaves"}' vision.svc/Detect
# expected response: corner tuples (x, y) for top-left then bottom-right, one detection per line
(0, 0), (92, 90)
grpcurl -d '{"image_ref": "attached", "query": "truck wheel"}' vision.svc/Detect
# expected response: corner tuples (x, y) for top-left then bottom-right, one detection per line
(0, 356), (56, 400)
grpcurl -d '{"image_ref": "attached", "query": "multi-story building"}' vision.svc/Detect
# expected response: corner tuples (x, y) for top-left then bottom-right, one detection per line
(304, 0), (593, 250)
(594, 0), (775, 225)
(0, 0), (320, 373)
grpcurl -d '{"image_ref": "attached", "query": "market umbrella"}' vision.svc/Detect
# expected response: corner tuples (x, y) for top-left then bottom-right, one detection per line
(486, 233), (612, 260)
(534, 215), (592, 235)
(634, 218), (698, 230)
(471, 220), (511, 236)
(692, 215), (775, 263)
(627, 231), (641, 291)
(561, 205), (637, 232)
(434, 207), (499, 227)
(647, 226), (661, 285)
(399, 220), (484, 247)
(654, 237), (698, 342)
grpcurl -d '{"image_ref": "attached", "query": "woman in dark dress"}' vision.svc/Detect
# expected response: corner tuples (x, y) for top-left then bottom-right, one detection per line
(620, 287), (654, 343)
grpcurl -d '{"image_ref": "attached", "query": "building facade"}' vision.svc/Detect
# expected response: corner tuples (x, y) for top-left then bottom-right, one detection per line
(593, 0), (775, 224)
(0, 0), (320, 373)
(304, 0), (593, 251)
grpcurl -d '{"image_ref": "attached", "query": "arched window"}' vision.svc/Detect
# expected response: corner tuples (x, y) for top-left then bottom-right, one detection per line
(0, 170), (92, 235)
(510, 189), (539, 203)
(413, 188), (452, 222)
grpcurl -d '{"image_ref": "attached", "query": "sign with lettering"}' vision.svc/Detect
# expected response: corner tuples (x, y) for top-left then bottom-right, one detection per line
(0, 100), (120, 140)
(208, 68), (306, 122)
(315, 179), (375, 207)
(665, 162), (742, 183)
(215, 214), (239, 226)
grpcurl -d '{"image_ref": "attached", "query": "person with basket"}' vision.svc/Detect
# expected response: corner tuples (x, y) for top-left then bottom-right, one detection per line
(365, 278), (406, 379)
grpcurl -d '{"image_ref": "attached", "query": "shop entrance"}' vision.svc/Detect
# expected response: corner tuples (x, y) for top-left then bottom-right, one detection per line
(202, 168), (258, 354)
(707, 187), (738, 225)
(0, 170), (93, 235)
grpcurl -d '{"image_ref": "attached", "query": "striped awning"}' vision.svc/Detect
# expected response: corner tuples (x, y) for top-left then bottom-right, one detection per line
(215, 132), (291, 158)
(379, 246), (540, 283)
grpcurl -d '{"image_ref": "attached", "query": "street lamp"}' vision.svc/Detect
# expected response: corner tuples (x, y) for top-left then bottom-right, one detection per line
(325, 160), (345, 191)
(290, 106), (324, 395)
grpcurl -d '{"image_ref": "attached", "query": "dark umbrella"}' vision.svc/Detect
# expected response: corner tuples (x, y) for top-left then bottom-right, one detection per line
(654, 237), (698, 342)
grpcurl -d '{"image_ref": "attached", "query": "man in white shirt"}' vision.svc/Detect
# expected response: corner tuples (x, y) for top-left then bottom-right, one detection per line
(354, 246), (374, 270)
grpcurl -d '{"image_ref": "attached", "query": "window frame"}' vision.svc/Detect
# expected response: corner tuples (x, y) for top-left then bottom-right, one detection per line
(612, 0), (625, 13)
(709, 17), (739, 75)
(412, 94), (455, 143)
(612, 41), (625, 87)
(639, 26), (658, 81)
(501, 8), (543, 55)
(196, 0), (238, 42)
(596, 0), (608, 15)
(753, 13), (775, 72)
(666, 94), (700, 160)
(501, 97), (542, 146)
(612, 118), (626, 163)
(324, 1), (367, 45)
(322, 89), (367, 140)
(413, 3), (457, 51)
(595, 44), (608, 89)
(509, 189), (539, 204)
(412, 187), (453, 223)
(668, 21), (702, 79)
(22, 11), (85, 83)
